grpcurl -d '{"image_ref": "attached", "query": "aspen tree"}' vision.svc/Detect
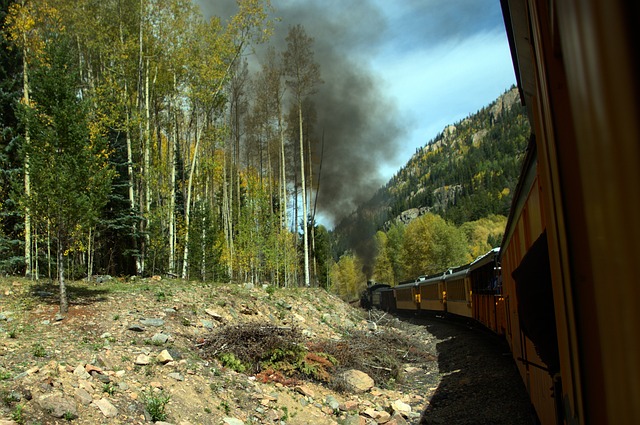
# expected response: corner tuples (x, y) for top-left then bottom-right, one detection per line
(283, 24), (322, 286)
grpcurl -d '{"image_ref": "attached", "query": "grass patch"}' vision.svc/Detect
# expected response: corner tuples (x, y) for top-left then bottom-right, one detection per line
(142, 390), (170, 421)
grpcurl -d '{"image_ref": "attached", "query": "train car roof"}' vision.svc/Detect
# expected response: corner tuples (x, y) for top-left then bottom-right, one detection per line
(421, 275), (444, 285)
(444, 266), (470, 281)
(469, 247), (500, 270)
(394, 281), (419, 290)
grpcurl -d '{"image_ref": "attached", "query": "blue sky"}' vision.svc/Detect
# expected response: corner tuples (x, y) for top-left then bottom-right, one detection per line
(368, 0), (516, 177)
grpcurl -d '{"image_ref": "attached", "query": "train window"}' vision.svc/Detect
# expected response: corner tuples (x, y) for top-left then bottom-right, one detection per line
(512, 231), (560, 374)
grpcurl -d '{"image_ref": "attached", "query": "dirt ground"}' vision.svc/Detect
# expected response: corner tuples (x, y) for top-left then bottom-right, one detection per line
(0, 277), (535, 425)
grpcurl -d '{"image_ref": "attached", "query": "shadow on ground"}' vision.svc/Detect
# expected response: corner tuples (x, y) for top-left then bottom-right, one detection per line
(28, 281), (110, 306)
(402, 314), (538, 425)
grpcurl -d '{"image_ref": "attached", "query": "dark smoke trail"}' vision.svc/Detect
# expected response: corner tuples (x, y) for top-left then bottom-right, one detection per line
(197, 0), (406, 230)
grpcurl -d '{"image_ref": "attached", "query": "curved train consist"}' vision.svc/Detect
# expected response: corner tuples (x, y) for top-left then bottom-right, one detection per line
(362, 247), (506, 334)
(364, 1), (639, 424)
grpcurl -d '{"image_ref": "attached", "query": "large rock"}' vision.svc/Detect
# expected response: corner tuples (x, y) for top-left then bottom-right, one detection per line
(391, 399), (412, 416)
(93, 397), (118, 418)
(340, 369), (374, 393)
(37, 394), (78, 419)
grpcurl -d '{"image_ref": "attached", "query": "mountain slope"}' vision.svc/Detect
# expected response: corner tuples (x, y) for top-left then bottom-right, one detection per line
(333, 87), (530, 256)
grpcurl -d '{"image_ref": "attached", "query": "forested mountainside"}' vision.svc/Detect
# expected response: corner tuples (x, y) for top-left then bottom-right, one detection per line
(332, 87), (530, 259)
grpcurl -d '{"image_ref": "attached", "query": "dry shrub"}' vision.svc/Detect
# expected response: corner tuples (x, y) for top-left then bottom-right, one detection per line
(198, 323), (303, 373)
(198, 323), (435, 390)
(307, 329), (435, 390)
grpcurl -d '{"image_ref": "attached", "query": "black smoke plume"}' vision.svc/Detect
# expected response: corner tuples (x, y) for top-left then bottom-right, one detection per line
(198, 0), (406, 230)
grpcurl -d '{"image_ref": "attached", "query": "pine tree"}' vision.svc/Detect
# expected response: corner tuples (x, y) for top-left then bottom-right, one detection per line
(0, 0), (24, 274)
(22, 36), (113, 313)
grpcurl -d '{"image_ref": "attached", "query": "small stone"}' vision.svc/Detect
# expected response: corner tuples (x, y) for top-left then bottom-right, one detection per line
(73, 364), (91, 380)
(79, 380), (94, 392)
(292, 313), (306, 323)
(367, 322), (378, 331)
(128, 324), (145, 332)
(96, 354), (115, 370)
(295, 385), (315, 398)
(391, 400), (412, 416)
(134, 354), (151, 365)
(75, 388), (92, 405)
(341, 369), (375, 393)
(342, 415), (367, 425)
(387, 412), (409, 425)
(91, 371), (111, 383)
(200, 319), (214, 329)
(85, 364), (103, 374)
(205, 309), (225, 322)
(168, 372), (184, 381)
(26, 366), (39, 375)
(340, 400), (359, 411)
(157, 349), (174, 364)
(140, 318), (164, 327)
(223, 418), (244, 425)
(93, 397), (118, 418)
(325, 395), (340, 410)
(152, 333), (170, 344)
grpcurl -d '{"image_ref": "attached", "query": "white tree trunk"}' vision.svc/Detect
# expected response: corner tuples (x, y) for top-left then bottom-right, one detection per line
(298, 103), (310, 287)
(181, 117), (203, 279)
(58, 237), (68, 314)
(168, 106), (177, 275)
(22, 45), (32, 279)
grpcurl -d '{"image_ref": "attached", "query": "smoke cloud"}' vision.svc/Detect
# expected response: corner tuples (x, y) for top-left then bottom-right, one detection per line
(198, 0), (407, 229)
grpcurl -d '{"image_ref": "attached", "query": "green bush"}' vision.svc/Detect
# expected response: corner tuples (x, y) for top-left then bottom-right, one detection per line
(142, 390), (170, 421)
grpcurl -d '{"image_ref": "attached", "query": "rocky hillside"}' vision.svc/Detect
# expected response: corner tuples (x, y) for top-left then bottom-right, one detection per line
(0, 277), (439, 425)
(332, 87), (530, 255)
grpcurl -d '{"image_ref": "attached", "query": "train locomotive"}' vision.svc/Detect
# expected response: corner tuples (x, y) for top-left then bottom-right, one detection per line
(363, 0), (640, 424)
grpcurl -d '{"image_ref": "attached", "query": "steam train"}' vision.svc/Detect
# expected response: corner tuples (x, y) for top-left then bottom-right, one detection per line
(364, 1), (640, 424)
(361, 247), (505, 334)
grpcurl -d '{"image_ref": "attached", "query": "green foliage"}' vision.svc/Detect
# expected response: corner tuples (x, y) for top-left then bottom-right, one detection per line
(403, 213), (471, 278)
(142, 390), (170, 422)
(460, 214), (507, 259)
(218, 352), (247, 373)
(0, 369), (12, 380)
(330, 252), (366, 301)
(0, 0), (24, 276)
(372, 231), (394, 285)
(102, 382), (117, 395)
(31, 342), (46, 358)
(218, 400), (231, 415)
(11, 403), (24, 424)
